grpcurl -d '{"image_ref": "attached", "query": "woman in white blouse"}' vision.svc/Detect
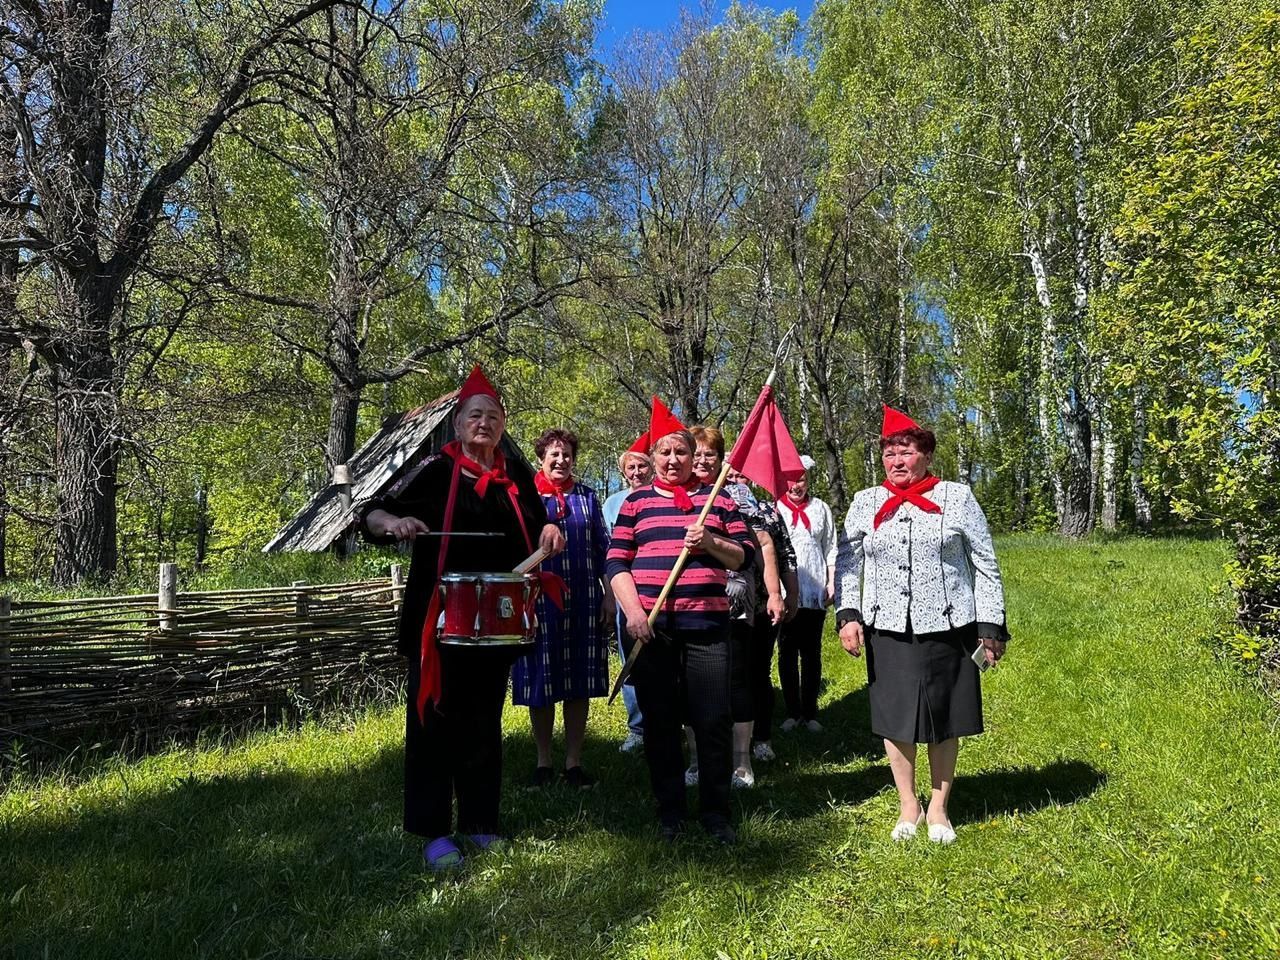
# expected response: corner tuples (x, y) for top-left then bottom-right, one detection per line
(835, 406), (1007, 845)
(775, 454), (837, 732)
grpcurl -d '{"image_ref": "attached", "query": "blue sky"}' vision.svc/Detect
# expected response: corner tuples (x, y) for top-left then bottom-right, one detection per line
(596, 0), (816, 57)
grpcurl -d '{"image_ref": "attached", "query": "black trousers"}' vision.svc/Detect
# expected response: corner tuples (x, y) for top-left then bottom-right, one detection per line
(749, 615), (780, 741)
(403, 645), (517, 838)
(631, 625), (732, 825)
(778, 607), (826, 721)
(728, 620), (754, 723)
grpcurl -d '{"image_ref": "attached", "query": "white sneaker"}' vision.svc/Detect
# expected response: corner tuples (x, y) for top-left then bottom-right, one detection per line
(805, 719), (824, 733)
(731, 769), (755, 789)
(752, 741), (776, 762)
(684, 764), (699, 786)
(927, 820), (957, 845)
(780, 718), (799, 733)
(619, 731), (644, 754)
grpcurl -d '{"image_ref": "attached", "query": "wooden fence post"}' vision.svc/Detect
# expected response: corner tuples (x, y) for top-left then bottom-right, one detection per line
(158, 563), (178, 632)
(390, 564), (405, 613)
(0, 595), (11, 729)
(294, 581), (314, 700)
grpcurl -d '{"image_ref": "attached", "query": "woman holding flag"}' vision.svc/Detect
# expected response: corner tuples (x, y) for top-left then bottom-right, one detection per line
(834, 405), (1008, 845)
(360, 366), (564, 871)
(606, 399), (755, 844)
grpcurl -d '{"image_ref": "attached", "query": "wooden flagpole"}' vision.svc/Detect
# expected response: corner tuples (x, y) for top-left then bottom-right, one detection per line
(608, 345), (794, 704)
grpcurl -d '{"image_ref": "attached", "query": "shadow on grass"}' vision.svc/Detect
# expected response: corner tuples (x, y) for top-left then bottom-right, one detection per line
(4, 722), (864, 958)
(951, 758), (1107, 824)
(1, 740), (668, 958)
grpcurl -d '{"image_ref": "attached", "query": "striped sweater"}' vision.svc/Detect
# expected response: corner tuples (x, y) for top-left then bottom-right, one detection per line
(605, 485), (756, 631)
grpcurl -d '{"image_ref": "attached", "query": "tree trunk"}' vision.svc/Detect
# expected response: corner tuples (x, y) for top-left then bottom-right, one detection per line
(52, 331), (119, 584)
(1131, 388), (1153, 530)
(1101, 408), (1118, 531)
(324, 4), (367, 476)
(808, 356), (849, 507)
(194, 483), (209, 570)
(1014, 126), (1067, 520)
(1059, 400), (1093, 537)
(896, 233), (909, 405)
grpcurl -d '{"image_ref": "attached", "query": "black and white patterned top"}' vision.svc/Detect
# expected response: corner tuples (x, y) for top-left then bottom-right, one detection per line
(834, 480), (1007, 638)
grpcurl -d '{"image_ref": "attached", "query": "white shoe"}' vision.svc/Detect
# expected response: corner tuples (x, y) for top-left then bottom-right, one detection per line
(684, 764), (699, 786)
(752, 741), (776, 762)
(731, 769), (755, 789)
(619, 731), (644, 754)
(780, 718), (799, 733)
(927, 820), (957, 844)
(805, 719), (824, 733)
(890, 810), (925, 842)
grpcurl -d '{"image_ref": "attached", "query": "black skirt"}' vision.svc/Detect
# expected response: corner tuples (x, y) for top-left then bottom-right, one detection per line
(865, 622), (983, 743)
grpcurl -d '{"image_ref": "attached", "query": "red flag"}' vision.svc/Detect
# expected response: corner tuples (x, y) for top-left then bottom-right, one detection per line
(726, 385), (806, 499)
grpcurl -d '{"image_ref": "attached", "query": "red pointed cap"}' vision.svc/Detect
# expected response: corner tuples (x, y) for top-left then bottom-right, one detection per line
(458, 364), (503, 411)
(881, 404), (921, 438)
(626, 430), (651, 454)
(648, 396), (687, 444)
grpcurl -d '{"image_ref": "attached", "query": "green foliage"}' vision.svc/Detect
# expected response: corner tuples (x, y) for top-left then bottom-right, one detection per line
(1106, 10), (1280, 647)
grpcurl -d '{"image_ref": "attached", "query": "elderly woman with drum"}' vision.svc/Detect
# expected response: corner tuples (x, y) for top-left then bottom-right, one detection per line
(513, 428), (612, 789)
(606, 400), (755, 844)
(360, 366), (564, 871)
(835, 405), (1008, 845)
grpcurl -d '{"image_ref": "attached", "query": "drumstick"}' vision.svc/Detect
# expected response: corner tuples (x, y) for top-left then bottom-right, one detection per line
(513, 547), (547, 574)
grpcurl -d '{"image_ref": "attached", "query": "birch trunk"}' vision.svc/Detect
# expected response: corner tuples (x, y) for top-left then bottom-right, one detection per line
(1101, 410), (1118, 531)
(1131, 389), (1153, 530)
(1014, 126), (1067, 520)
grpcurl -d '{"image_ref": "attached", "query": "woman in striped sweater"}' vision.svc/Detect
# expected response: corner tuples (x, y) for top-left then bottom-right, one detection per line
(606, 420), (755, 844)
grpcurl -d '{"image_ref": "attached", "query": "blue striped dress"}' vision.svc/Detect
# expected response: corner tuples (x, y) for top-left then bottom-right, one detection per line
(512, 481), (611, 707)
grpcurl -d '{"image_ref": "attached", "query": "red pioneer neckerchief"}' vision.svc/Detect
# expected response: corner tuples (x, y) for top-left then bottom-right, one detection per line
(779, 493), (811, 531)
(652, 477), (699, 512)
(415, 442), (566, 721)
(535, 471), (574, 520)
(873, 474), (942, 529)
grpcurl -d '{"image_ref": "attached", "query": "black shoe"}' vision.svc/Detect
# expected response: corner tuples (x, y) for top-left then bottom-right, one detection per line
(702, 817), (737, 845)
(562, 766), (597, 789)
(526, 766), (555, 790)
(659, 820), (683, 844)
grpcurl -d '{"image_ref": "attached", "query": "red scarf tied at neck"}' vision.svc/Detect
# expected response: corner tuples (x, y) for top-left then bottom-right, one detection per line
(874, 474), (942, 529)
(779, 493), (811, 530)
(535, 471), (574, 519)
(446, 441), (512, 499)
(653, 477), (699, 512)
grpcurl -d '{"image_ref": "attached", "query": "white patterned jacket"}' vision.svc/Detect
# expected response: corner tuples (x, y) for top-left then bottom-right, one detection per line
(834, 480), (1007, 637)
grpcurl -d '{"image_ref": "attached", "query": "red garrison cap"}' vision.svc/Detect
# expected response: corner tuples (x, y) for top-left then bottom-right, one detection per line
(458, 364), (503, 411)
(648, 396), (687, 444)
(881, 404), (922, 438)
(626, 431), (651, 454)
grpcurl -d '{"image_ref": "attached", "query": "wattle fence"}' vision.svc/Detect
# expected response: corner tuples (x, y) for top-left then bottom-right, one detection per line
(0, 565), (408, 748)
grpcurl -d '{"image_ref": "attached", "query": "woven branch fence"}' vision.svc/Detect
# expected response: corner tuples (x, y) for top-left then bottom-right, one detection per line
(0, 564), (408, 747)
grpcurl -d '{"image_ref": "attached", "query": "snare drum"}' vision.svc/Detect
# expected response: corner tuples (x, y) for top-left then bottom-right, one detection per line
(437, 572), (541, 646)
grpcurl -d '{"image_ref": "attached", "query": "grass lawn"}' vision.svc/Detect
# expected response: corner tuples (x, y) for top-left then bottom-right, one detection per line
(2, 534), (1278, 959)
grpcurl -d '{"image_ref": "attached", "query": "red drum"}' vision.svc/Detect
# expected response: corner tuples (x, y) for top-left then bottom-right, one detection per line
(437, 572), (541, 646)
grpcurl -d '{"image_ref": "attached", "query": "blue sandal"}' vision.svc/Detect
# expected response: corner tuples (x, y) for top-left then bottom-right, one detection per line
(468, 833), (509, 853)
(424, 836), (464, 871)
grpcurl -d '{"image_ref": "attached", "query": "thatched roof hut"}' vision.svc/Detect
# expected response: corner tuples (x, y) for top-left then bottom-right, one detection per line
(263, 390), (533, 553)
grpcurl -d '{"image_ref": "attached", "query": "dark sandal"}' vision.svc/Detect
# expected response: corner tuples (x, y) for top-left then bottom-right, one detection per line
(469, 833), (509, 853)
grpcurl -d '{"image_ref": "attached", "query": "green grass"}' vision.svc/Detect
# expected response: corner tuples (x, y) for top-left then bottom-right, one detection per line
(3, 534), (1278, 959)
